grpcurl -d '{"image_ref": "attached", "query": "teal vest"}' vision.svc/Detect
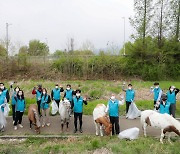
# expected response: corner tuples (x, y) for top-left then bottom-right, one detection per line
(53, 88), (61, 100)
(159, 101), (170, 114)
(65, 89), (73, 101)
(16, 98), (25, 112)
(167, 91), (176, 104)
(126, 89), (135, 102)
(108, 99), (119, 117)
(73, 96), (83, 113)
(154, 88), (161, 101)
(0, 94), (5, 112)
(41, 95), (49, 109)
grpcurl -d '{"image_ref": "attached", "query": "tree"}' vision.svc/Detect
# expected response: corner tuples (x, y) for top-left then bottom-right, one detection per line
(169, 0), (180, 42)
(80, 40), (95, 52)
(19, 45), (28, 55)
(130, 0), (153, 47)
(28, 40), (49, 56)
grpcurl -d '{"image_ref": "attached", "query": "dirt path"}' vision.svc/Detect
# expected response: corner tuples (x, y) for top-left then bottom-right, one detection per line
(0, 115), (165, 137)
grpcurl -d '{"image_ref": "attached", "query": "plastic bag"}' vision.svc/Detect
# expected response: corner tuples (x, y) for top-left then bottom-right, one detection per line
(51, 100), (58, 115)
(0, 106), (7, 127)
(126, 102), (141, 119)
(118, 127), (140, 140)
(3, 103), (10, 117)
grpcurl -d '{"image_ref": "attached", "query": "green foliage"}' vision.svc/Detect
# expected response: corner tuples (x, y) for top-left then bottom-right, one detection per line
(28, 40), (49, 56)
(0, 44), (7, 56)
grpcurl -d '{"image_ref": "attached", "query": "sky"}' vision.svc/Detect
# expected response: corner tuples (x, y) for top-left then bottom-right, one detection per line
(0, 0), (134, 54)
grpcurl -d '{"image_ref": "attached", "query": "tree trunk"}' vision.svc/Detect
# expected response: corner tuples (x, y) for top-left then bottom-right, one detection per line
(176, 0), (180, 41)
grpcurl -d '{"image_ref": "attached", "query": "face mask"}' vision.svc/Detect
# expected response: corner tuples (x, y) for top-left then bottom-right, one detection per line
(128, 87), (132, 90)
(43, 92), (46, 95)
(0, 92), (2, 95)
(155, 86), (159, 89)
(19, 93), (22, 96)
(16, 88), (19, 92)
(111, 96), (115, 100)
(55, 86), (58, 89)
(170, 88), (174, 92)
(1, 86), (4, 90)
(67, 87), (70, 90)
(76, 93), (80, 97)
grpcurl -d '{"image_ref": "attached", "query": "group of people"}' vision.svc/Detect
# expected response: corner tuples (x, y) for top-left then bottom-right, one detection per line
(0, 81), (179, 135)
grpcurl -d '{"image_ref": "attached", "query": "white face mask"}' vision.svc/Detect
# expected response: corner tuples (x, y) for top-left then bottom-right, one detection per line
(19, 93), (22, 96)
(170, 88), (174, 92)
(1, 86), (4, 90)
(67, 87), (70, 90)
(128, 87), (132, 90)
(55, 86), (58, 89)
(0, 92), (2, 95)
(16, 88), (19, 92)
(76, 93), (80, 97)
(155, 86), (159, 89)
(111, 96), (115, 100)
(43, 92), (46, 95)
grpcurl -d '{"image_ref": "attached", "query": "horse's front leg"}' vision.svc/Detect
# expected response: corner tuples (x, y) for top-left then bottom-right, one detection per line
(143, 123), (147, 137)
(94, 122), (99, 136)
(168, 132), (173, 144)
(160, 129), (164, 144)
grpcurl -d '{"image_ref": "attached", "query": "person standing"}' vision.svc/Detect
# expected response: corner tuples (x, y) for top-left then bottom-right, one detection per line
(166, 86), (179, 117)
(14, 90), (26, 130)
(150, 82), (162, 108)
(0, 83), (10, 103)
(64, 84), (75, 115)
(72, 89), (87, 133)
(51, 84), (64, 108)
(41, 88), (51, 127)
(32, 85), (43, 115)
(11, 86), (20, 124)
(106, 94), (124, 135)
(123, 84), (135, 114)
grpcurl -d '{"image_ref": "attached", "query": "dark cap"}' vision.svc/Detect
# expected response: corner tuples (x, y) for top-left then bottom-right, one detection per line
(128, 84), (132, 86)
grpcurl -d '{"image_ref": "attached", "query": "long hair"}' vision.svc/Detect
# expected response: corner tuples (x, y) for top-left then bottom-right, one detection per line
(17, 90), (25, 99)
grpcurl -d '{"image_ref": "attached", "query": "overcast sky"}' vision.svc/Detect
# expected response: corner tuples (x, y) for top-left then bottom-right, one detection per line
(0, 0), (134, 54)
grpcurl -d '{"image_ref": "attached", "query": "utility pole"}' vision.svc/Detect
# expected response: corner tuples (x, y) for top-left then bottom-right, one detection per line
(122, 17), (126, 56)
(6, 23), (12, 56)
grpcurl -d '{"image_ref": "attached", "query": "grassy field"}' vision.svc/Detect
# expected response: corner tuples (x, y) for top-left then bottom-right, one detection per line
(3, 80), (180, 117)
(0, 136), (179, 154)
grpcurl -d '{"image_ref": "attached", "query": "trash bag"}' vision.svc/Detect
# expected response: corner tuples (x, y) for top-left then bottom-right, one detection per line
(0, 106), (7, 127)
(118, 127), (140, 140)
(51, 100), (59, 115)
(3, 103), (10, 117)
(126, 102), (141, 119)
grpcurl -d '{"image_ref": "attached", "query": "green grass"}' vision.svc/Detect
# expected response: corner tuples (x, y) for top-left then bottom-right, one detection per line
(0, 136), (179, 154)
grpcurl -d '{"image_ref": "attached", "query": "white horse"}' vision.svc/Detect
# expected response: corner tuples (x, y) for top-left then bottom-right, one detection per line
(93, 104), (112, 136)
(141, 110), (180, 143)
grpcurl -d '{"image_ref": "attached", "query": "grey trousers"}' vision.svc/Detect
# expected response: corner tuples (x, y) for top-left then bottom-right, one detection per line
(169, 104), (176, 118)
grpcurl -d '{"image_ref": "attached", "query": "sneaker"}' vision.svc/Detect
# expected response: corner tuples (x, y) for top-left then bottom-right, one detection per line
(14, 126), (17, 130)
(73, 129), (77, 133)
(42, 124), (45, 128)
(13, 121), (15, 124)
(19, 124), (23, 128)
(46, 123), (50, 127)
(79, 128), (83, 133)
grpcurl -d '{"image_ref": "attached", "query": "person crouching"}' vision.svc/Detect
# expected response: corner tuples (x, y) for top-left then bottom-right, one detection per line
(41, 88), (51, 127)
(14, 90), (26, 130)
